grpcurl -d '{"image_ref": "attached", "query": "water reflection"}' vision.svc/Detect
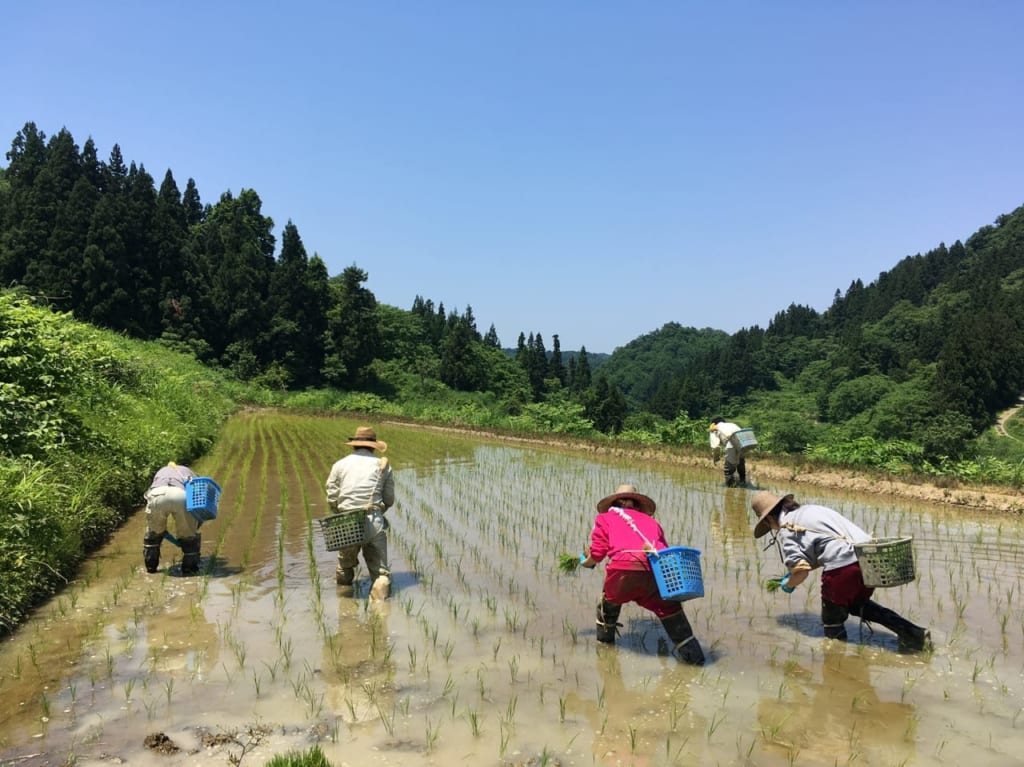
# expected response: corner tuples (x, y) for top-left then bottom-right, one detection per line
(757, 643), (916, 765)
(709, 485), (754, 546)
(565, 647), (706, 765)
(323, 599), (395, 726)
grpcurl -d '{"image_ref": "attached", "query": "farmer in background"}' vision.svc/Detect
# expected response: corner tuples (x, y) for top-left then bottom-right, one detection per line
(326, 426), (395, 600)
(580, 484), (705, 665)
(752, 490), (931, 652)
(143, 462), (201, 575)
(709, 417), (747, 486)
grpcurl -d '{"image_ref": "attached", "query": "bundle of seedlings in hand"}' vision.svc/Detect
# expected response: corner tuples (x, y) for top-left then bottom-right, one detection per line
(764, 576), (786, 592)
(558, 553), (582, 575)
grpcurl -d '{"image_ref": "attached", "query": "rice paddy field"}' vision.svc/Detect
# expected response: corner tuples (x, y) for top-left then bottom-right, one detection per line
(2, 411), (1024, 767)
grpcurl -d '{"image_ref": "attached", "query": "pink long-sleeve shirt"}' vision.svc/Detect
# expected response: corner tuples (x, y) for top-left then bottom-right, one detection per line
(588, 506), (669, 571)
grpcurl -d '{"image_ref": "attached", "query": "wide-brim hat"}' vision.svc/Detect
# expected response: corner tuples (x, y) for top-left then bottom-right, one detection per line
(346, 426), (387, 452)
(751, 490), (792, 538)
(597, 484), (656, 516)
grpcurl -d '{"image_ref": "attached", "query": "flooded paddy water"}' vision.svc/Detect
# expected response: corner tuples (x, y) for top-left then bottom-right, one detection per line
(2, 411), (1024, 767)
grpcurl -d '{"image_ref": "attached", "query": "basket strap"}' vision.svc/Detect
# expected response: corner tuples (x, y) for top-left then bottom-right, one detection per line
(171, 464), (190, 488)
(610, 507), (656, 551)
(363, 457), (390, 512)
(780, 521), (856, 544)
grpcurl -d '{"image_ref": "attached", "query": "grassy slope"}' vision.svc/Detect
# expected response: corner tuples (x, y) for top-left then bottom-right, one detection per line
(0, 293), (241, 634)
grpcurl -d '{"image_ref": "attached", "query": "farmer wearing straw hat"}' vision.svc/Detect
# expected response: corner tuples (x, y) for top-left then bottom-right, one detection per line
(580, 484), (706, 665)
(326, 426), (395, 600)
(751, 490), (931, 652)
(709, 417), (747, 486)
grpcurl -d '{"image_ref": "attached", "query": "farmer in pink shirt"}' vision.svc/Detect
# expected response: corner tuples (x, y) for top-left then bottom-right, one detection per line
(580, 484), (705, 665)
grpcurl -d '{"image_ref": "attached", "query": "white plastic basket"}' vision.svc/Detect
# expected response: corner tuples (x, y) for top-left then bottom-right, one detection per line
(730, 428), (758, 453)
(855, 536), (915, 587)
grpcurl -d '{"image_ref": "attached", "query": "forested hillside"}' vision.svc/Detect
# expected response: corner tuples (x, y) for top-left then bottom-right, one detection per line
(3, 120), (1024, 478)
(600, 205), (1024, 464)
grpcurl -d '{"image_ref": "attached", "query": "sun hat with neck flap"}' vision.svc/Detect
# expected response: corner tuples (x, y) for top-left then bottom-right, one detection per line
(751, 490), (793, 538)
(346, 426), (387, 452)
(597, 484), (657, 516)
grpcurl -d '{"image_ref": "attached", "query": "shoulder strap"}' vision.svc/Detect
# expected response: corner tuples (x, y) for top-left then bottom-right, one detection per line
(780, 521), (855, 545)
(365, 456), (390, 511)
(611, 507), (656, 551)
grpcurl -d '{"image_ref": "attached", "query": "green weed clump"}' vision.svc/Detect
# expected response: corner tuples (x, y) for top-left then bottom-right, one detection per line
(265, 745), (333, 767)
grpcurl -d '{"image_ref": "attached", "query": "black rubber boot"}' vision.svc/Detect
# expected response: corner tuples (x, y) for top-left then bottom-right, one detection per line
(596, 600), (623, 644)
(180, 534), (202, 575)
(737, 458), (747, 485)
(723, 464), (737, 486)
(143, 532), (163, 573)
(822, 599), (849, 640)
(660, 610), (706, 666)
(857, 600), (931, 652)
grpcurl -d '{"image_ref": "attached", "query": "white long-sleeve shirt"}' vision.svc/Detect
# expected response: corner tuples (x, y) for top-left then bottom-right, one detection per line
(325, 448), (394, 513)
(709, 421), (743, 462)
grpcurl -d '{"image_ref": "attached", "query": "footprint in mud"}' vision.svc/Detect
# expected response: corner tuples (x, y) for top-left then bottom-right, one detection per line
(143, 732), (180, 754)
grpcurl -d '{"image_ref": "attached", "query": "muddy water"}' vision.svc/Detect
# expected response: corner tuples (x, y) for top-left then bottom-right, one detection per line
(2, 412), (1024, 766)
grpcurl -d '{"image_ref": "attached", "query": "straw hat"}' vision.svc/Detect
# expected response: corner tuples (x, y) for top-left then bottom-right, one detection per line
(597, 484), (657, 516)
(346, 426), (388, 452)
(751, 490), (793, 539)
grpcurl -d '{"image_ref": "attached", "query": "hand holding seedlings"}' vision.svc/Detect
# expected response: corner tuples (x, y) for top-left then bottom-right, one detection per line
(558, 553), (582, 574)
(764, 574), (794, 593)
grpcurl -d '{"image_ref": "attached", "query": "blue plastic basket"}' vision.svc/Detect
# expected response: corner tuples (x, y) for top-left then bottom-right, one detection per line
(648, 546), (704, 601)
(185, 477), (221, 522)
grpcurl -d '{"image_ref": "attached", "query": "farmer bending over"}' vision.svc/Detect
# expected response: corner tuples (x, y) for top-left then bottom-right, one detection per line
(581, 484), (705, 665)
(752, 490), (931, 652)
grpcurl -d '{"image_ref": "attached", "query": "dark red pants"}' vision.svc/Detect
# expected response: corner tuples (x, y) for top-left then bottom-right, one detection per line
(603, 569), (681, 619)
(821, 562), (875, 608)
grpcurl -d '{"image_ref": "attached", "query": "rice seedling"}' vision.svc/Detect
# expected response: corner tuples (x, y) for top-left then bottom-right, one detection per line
(424, 717), (440, 752)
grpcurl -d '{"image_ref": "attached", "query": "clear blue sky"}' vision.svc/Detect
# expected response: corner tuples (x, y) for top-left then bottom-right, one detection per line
(4, 3), (1023, 353)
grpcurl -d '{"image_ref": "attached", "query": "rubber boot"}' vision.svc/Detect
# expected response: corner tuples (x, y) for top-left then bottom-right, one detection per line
(180, 534), (201, 576)
(858, 600), (931, 652)
(737, 458), (747, 485)
(596, 599), (623, 644)
(660, 610), (705, 666)
(143, 532), (163, 573)
(723, 463), (737, 487)
(822, 599), (849, 640)
(370, 574), (390, 601)
(336, 566), (355, 596)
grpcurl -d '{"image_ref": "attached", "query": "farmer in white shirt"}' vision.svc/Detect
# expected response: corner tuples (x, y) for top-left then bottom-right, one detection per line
(325, 426), (395, 600)
(709, 417), (747, 486)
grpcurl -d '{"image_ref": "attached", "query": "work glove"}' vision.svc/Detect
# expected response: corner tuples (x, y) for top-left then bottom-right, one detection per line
(580, 553), (596, 569)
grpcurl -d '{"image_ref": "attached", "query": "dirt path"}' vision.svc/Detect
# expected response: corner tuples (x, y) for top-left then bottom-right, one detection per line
(386, 420), (1024, 514)
(995, 395), (1024, 438)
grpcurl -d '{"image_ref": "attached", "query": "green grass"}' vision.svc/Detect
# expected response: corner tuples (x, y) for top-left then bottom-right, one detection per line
(0, 292), (239, 634)
(265, 745), (333, 767)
